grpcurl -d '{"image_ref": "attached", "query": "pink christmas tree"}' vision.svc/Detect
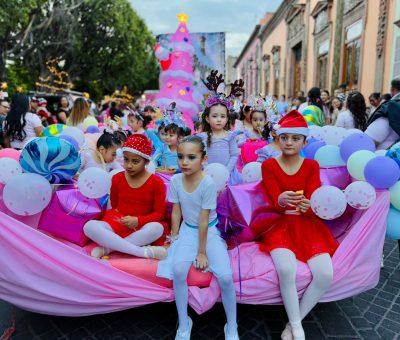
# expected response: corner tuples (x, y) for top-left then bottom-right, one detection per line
(155, 13), (199, 129)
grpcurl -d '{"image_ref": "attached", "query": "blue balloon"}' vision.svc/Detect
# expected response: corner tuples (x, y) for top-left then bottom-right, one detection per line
(20, 137), (81, 184)
(59, 134), (79, 151)
(86, 125), (100, 134)
(303, 140), (326, 159)
(386, 206), (400, 240)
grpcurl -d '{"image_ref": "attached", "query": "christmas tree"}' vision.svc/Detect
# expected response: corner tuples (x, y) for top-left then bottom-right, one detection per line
(155, 13), (199, 129)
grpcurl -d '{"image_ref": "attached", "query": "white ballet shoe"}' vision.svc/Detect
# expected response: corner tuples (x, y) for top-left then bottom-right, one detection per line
(90, 246), (110, 258)
(144, 246), (167, 260)
(224, 323), (239, 340)
(175, 317), (192, 340)
(281, 323), (294, 340)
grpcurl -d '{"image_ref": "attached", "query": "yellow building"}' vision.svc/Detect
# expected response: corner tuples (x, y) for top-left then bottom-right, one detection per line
(258, 0), (396, 97)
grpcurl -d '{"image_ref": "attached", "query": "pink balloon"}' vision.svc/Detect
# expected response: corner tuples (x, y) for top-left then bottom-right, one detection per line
(0, 148), (21, 161)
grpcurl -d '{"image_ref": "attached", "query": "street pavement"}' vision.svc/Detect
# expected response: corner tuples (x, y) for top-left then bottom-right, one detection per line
(1, 239), (399, 340)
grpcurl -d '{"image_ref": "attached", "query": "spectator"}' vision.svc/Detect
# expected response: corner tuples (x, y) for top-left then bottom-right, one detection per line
(109, 101), (124, 121)
(67, 97), (90, 128)
(36, 98), (56, 126)
(56, 96), (70, 124)
(330, 97), (343, 125)
(321, 90), (332, 125)
(0, 99), (10, 148)
(365, 78), (400, 150)
(335, 91), (367, 130)
(29, 96), (38, 114)
(3, 94), (43, 150)
(368, 92), (381, 116)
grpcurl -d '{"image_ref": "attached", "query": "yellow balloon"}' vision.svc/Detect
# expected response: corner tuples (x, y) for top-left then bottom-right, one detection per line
(83, 116), (98, 130)
(346, 150), (376, 181)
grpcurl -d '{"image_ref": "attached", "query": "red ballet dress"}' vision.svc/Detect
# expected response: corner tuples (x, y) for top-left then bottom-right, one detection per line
(259, 158), (338, 263)
(101, 172), (169, 245)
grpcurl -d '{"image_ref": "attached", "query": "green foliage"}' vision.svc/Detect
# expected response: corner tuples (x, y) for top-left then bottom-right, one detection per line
(0, 0), (159, 97)
(5, 61), (35, 96)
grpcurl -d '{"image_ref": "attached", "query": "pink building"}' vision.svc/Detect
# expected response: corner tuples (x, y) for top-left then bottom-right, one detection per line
(234, 13), (274, 98)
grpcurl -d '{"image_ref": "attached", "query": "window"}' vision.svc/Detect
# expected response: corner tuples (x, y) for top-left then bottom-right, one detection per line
(342, 20), (362, 90)
(272, 47), (280, 97)
(393, 36), (400, 78)
(264, 56), (270, 95)
(317, 40), (329, 89)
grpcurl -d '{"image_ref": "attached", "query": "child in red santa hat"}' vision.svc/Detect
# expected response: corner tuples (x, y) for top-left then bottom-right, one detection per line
(259, 110), (338, 340)
(84, 134), (168, 259)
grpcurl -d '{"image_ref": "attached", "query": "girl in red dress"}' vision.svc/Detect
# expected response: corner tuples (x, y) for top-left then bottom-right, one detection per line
(260, 111), (338, 340)
(84, 134), (168, 260)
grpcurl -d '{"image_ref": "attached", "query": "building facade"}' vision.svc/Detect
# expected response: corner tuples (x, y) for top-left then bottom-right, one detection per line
(241, 0), (398, 98)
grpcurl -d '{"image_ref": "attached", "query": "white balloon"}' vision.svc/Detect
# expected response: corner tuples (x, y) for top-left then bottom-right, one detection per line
(146, 160), (156, 174)
(242, 162), (262, 183)
(311, 185), (347, 220)
(155, 46), (169, 61)
(61, 127), (85, 147)
(320, 126), (347, 146)
(78, 167), (111, 198)
(344, 181), (376, 209)
(0, 158), (22, 184)
(204, 163), (229, 192)
(308, 125), (323, 140)
(109, 168), (124, 177)
(3, 173), (52, 216)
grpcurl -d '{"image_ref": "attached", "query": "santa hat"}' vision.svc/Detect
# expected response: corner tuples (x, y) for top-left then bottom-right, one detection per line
(38, 98), (47, 106)
(275, 110), (309, 136)
(122, 134), (152, 160)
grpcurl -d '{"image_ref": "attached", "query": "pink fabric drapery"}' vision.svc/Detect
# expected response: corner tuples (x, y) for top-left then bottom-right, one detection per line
(0, 191), (389, 316)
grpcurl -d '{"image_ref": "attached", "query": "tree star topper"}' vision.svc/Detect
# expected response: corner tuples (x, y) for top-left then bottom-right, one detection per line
(177, 12), (188, 23)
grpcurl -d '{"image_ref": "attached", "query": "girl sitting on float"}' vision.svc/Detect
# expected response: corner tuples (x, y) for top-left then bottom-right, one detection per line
(260, 110), (338, 340)
(83, 134), (168, 260)
(157, 135), (239, 340)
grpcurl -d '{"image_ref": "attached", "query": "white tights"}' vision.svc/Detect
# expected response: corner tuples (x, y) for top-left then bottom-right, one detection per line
(173, 261), (237, 335)
(83, 220), (163, 258)
(271, 248), (333, 339)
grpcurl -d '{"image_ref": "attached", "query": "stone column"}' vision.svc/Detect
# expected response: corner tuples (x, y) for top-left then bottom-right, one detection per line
(331, 0), (344, 94)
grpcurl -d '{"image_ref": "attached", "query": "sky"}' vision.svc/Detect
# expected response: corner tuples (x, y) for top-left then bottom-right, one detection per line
(130, 0), (283, 57)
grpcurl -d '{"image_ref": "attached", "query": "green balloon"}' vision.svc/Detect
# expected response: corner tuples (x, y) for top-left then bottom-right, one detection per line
(347, 150), (376, 181)
(390, 181), (400, 210)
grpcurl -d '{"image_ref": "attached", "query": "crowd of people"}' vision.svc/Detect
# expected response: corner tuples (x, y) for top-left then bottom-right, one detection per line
(0, 74), (399, 340)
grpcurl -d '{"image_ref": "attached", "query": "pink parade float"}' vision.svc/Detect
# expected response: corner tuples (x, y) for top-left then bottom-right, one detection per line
(0, 155), (391, 316)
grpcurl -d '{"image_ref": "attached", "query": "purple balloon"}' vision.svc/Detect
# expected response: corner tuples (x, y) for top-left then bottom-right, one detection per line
(303, 141), (326, 159)
(59, 134), (80, 151)
(364, 156), (400, 189)
(340, 133), (375, 162)
(86, 125), (100, 134)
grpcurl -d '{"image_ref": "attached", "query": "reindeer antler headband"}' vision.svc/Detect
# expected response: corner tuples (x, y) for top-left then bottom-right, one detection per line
(203, 70), (244, 110)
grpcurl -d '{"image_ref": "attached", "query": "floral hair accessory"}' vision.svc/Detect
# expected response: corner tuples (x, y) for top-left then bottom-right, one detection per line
(159, 102), (186, 128)
(247, 95), (278, 122)
(203, 70), (244, 110)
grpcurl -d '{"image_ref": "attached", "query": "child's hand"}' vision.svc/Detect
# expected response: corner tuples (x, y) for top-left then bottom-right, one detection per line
(121, 216), (138, 229)
(278, 191), (303, 207)
(298, 198), (311, 213)
(195, 253), (208, 271)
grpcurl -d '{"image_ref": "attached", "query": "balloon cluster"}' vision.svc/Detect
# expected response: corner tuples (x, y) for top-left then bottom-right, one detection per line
(0, 115), (113, 216)
(304, 127), (400, 237)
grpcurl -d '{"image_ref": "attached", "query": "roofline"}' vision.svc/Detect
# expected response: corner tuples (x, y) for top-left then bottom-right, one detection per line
(259, 0), (293, 42)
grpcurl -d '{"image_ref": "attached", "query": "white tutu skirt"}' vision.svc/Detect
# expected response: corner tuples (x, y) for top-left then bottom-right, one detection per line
(157, 224), (232, 280)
